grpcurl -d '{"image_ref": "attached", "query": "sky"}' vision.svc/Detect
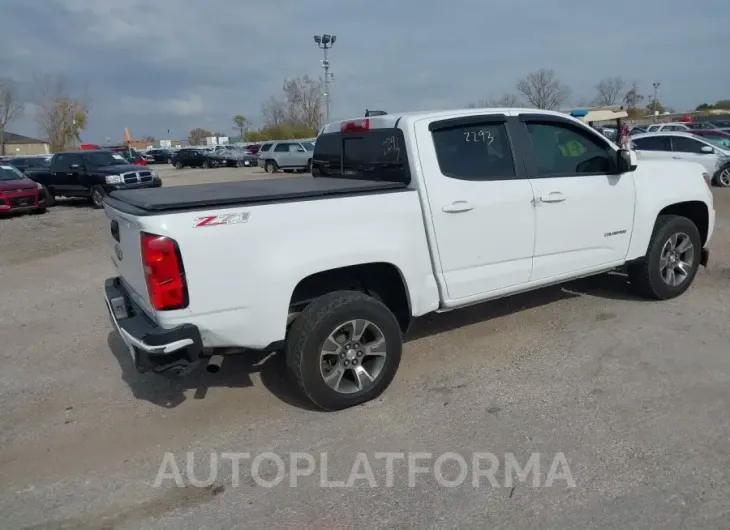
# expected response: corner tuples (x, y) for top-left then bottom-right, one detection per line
(2, 0), (729, 143)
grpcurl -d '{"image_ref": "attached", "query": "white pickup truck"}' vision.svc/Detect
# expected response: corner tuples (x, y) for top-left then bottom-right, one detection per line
(103, 108), (715, 410)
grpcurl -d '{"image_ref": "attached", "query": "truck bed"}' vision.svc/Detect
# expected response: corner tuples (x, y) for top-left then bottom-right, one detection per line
(105, 176), (409, 215)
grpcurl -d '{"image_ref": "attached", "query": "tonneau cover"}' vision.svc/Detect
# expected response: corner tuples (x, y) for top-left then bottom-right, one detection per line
(106, 176), (407, 215)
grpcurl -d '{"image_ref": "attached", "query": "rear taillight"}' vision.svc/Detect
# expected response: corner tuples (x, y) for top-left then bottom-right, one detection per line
(140, 232), (188, 310)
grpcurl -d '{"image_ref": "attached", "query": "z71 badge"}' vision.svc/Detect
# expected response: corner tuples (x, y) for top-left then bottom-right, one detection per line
(193, 212), (250, 227)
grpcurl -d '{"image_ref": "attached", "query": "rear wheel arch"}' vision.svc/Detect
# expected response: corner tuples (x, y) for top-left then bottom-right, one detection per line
(288, 262), (413, 334)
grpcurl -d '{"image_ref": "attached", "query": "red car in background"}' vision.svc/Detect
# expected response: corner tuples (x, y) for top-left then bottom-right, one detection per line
(690, 129), (730, 150)
(0, 163), (46, 215)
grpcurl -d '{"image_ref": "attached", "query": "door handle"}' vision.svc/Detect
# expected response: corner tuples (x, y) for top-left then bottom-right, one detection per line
(442, 201), (473, 213)
(672, 156), (681, 160)
(539, 192), (566, 203)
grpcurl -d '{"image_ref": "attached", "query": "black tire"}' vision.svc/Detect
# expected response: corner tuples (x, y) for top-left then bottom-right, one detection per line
(306, 159), (312, 173)
(627, 214), (702, 300)
(90, 185), (106, 209)
(286, 290), (403, 411)
(40, 185), (55, 207)
(33, 207), (47, 215)
(236, 160), (242, 168)
(265, 161), (278, 173)
(174, 161), (183, 169)
(202, 160), (210, 169)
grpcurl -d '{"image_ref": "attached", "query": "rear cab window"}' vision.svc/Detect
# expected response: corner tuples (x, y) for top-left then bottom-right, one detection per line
(312, 126), (410, 183)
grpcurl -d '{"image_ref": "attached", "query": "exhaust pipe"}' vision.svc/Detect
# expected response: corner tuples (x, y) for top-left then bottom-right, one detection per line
(206, 354), (224, 373)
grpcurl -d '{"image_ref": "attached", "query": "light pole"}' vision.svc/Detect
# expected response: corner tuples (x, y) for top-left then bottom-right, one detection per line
(652, 82), (660, 122)
(314, 34), (336, 124)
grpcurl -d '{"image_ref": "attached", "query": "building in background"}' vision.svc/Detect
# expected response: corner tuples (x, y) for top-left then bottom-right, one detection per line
(2, 132), (50, 155)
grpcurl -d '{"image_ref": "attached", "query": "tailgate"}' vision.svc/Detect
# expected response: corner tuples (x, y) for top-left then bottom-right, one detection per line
(105, 204), (153, 316)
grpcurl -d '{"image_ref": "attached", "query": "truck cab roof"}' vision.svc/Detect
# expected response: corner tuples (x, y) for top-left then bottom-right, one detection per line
(319, 108), (585, 134)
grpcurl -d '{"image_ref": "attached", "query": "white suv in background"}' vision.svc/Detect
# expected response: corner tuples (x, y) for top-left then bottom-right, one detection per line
(632, 132), (730, 187)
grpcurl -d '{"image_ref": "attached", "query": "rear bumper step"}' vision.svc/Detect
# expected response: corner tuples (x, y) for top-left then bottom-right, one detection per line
(104, 277), (203, 375)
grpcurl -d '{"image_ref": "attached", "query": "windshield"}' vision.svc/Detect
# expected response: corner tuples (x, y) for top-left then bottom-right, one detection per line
(301, 141), (315, 151)
(704, 136), (730, 150)
(0, 165), (27, 181)
(86, 152), (128, 167)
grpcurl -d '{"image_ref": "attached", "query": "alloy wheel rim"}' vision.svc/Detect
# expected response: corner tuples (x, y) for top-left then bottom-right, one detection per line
(659, 232), (694, 286)
(720, 169), (730, 186)
(319, 319), (387, 394)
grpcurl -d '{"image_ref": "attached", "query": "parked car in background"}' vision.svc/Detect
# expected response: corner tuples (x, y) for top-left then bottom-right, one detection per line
(24, 150), (162, 208)
(629, 126), (647, 135)
(257, 140), (314, 173)
(631, 132), (730, 187)
(685, 122), (718, 130)
(145, 148), (174, 164)
(0, 163), (47, 215)
(645, 123), (691, 133)
(3, 155), (52, 174)
(108, 146), (148, 166)
(245, 144), (261, 155)
(171, 148), (219, 169)
(213, 148), (257, 167)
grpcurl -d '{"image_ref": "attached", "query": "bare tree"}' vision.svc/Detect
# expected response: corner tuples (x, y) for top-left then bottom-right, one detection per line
(33, 73), (90, 152)
(0, 77), (25, 155)
(282, 75), (324, 129)
(622, 81), (644, 110)
(515, 69), (571, 110)
(593, 76), (626, 106)
(260, 96), (287, 128)
(467, 93), (521, 108)
(188, 127), (212, 145)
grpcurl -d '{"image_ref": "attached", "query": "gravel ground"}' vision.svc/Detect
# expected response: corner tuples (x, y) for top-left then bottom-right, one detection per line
(1, 169), (730, 529)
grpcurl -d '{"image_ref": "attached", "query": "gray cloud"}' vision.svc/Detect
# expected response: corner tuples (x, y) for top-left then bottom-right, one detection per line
(1, 0), (728, 142)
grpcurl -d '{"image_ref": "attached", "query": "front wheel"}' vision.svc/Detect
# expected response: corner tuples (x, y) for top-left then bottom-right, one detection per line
(90, 185), (106, 209)
(40, 184), (55, 207)
(628, 214), (702, 300)
(174, 161), (183, 169)
(265, 161), (278, 173)
(202, 160), (210, 169)
(286, 291), (402, 411)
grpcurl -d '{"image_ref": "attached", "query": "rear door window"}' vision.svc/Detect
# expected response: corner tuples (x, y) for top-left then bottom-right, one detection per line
(312, 129), (410, 183)
(632, 136), (671, 151)
(671, 136), (706, 153)
(260, 143), (272, 153)
(274, 143), (289, 152)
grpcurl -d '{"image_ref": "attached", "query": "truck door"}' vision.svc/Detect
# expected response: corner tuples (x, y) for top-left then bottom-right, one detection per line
(416, 114), (536, 300)
(515, 113), (635, 281)
(50, 153), (84, 194)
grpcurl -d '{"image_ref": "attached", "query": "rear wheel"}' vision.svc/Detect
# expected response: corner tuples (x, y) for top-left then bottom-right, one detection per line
(628, 214), (701, 300)
(90, 185), (106, 209)
(286, 291), (402, 411)
(174, 161), (183, 169)
(714, 165), (730, 187)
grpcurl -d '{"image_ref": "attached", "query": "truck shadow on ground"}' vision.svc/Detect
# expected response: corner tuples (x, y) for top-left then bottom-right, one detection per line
(107, 271), (648, 411)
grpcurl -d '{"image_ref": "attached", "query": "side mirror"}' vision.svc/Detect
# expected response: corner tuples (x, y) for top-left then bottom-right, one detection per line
(617, 149), (637, 173)
(700, 146), (714, 154)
